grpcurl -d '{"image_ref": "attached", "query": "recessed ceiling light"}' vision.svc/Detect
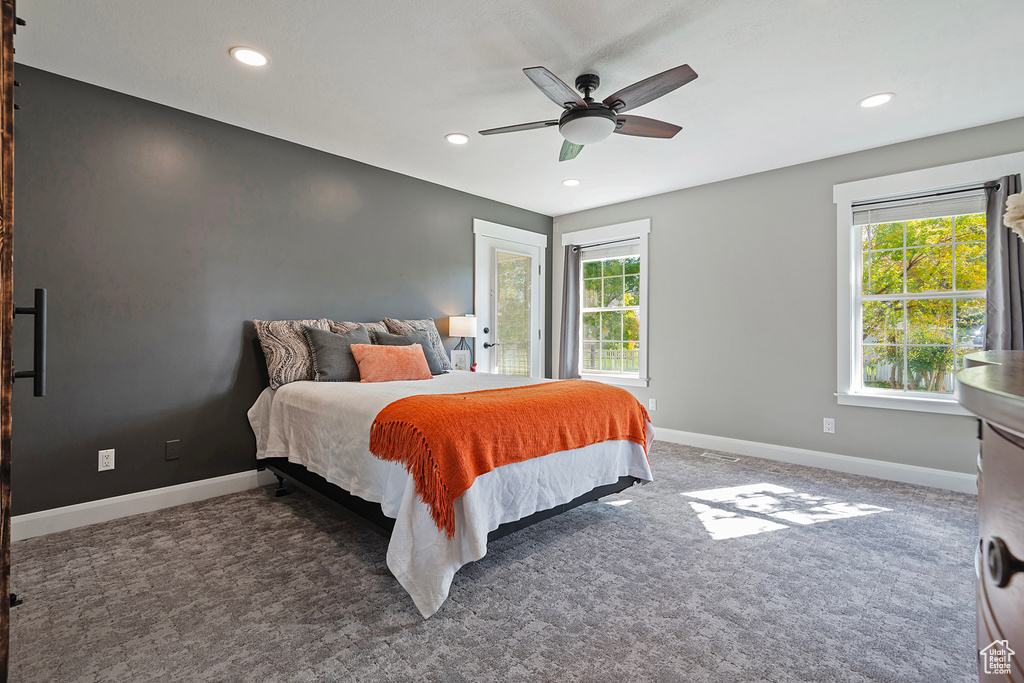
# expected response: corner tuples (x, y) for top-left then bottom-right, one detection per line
(562, 179), (581, 187)
(859, 93), (894, 108)
(445, 133), (470, 145)
(230, 47), (268, 67)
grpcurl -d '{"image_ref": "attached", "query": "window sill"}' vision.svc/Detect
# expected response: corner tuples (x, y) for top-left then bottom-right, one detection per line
(835, 391), (972, 416)
(581, 373), (649, 388)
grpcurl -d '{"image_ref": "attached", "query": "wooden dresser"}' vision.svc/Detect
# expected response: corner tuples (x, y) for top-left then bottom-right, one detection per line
(956, 350), (1024, 682)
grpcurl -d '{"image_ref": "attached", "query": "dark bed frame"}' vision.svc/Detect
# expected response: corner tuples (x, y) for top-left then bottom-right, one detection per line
(261, 458), (640, 542)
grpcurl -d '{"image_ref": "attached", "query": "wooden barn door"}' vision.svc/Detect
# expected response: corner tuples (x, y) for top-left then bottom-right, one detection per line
(0, 1), (16, 678)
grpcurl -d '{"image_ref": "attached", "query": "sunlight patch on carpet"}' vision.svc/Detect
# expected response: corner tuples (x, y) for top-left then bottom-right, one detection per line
(682, 483), (891, 539)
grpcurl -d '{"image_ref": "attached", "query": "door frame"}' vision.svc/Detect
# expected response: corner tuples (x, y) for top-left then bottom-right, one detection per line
(0, 1), (15, 676)
(472, 219), (547, 377)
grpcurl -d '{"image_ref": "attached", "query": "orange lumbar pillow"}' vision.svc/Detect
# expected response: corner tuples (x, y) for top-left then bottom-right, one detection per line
(350, 343), (433, 382)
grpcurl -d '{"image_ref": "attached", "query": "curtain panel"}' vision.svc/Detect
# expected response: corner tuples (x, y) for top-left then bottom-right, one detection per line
(558, 245), (581, 378)
(985, 174), (1024, 350)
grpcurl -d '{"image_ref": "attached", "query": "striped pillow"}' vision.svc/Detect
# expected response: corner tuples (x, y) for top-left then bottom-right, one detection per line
(351, 344), (433, 382)
(329, 320), (388, 337)
(254, 318), (330, 389)
(382, 318), (451, 372)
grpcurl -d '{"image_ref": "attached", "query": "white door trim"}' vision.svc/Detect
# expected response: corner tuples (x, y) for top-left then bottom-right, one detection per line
(472, 219), (547, 377)
(473, 218), (549, 248)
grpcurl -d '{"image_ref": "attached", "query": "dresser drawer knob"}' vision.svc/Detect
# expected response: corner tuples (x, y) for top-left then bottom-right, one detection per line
(986, 537), (1024, 588)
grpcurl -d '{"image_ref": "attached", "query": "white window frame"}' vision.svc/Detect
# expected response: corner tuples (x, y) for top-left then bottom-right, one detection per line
(562, 219), (650, 388)
(834, 151), (1024, 415)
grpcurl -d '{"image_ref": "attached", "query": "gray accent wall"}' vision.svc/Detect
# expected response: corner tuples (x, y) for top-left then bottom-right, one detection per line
(554, 116), (1024, 476)
(12, 66), (552, 515)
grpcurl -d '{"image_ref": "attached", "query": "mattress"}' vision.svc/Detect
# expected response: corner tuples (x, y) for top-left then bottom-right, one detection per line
(247, 371), (654, 617)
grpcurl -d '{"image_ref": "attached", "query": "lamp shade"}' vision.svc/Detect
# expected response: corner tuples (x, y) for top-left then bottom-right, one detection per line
(449, 315), (476, 338)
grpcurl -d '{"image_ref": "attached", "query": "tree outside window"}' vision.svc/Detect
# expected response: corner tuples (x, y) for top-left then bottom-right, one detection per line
(581, 256), (641, 376)
(860, 212), (985, 394)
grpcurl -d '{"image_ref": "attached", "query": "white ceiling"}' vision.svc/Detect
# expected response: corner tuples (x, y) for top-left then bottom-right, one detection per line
(16, 0), (1024, 217)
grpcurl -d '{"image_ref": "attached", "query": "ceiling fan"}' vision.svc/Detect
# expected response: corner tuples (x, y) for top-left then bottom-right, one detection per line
(479, 64), (698, 161)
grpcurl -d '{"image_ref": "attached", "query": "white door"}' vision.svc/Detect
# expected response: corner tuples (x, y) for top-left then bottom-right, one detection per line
(473, 221), (546, 377)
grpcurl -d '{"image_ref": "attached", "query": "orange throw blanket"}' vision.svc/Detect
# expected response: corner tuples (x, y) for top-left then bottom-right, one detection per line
(369, 379), (650, 538)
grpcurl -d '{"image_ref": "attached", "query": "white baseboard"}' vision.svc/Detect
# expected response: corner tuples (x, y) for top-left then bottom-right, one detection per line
(13, 431), (976, 541)
(12, 469), (279, 541)
(654, 427), (977, 495)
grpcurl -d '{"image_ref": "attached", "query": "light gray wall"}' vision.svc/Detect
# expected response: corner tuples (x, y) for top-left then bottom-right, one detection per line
(12, 66), (552, 515)
(554, 116), (1024, 475)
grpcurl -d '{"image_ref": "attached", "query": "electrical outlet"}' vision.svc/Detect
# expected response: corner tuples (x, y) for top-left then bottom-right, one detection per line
(165, 439), (180, 461)
(649, 398), (657, 411)
(823, 418), (835, 434)
(98, 449), (115, 471)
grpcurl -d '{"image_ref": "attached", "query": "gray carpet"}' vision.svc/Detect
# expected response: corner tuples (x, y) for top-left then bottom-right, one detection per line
(10, 441), (976, 682)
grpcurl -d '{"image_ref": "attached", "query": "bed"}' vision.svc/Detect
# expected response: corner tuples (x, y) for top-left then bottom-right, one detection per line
(247, 370), (654, 617)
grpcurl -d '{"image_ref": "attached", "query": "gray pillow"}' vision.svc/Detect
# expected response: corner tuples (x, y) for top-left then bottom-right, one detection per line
(302, 325), (371, 382)
(382, 318), (452, 372)
(371, 329), (445, 375)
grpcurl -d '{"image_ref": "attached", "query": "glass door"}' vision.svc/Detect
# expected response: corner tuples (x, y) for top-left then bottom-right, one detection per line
(474, 225), (544, 377)
(492, 248), (533, 376)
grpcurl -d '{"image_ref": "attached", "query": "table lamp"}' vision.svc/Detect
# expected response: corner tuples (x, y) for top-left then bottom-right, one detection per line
(449, 315), (476, 358)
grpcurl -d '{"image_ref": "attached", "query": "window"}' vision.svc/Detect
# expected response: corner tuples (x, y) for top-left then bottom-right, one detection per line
(581, 246), (641, 376)
(834, 151), (1024, 414)
(562, 219), (649, 387)
(856, 190), (986, 396)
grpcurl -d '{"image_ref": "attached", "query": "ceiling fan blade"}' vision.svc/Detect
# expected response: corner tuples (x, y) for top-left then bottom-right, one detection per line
(524, 67), (587, 109)
(603, 64), (698, 113)
(614, 115), (682, 139)
(559, 140), (584, 162)
(479, 120), (559, 136)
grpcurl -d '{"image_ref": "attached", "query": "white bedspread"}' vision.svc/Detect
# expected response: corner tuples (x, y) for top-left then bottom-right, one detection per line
(247, 371), (654, 617)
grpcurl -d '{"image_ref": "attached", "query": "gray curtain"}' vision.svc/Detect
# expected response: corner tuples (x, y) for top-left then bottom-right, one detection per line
(985, 174), (1024, 350)
(558, 245), (581, 378)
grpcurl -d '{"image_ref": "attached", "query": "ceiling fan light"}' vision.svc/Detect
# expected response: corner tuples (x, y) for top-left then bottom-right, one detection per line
(559, 112), (617, 145)
(445, 133), (470, 145)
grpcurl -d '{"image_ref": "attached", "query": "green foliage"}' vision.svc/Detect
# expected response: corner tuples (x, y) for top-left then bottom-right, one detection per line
(907, 345), (953, 392)
(582, 256), (642, 374)
(603, 277), (624, 306)
(625, 275), (639, 305)
(956, 242), (985, 290)
(582, 312), (600, 341)
(860, 212), (986, 394)
(956, 214), (985, 241)
(601, 311), (622, 340)
(495, 252), (531, 376)
(603, 258), (624, 276)
(623, 310), (639, 341)
(906, 217), (951, 247)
